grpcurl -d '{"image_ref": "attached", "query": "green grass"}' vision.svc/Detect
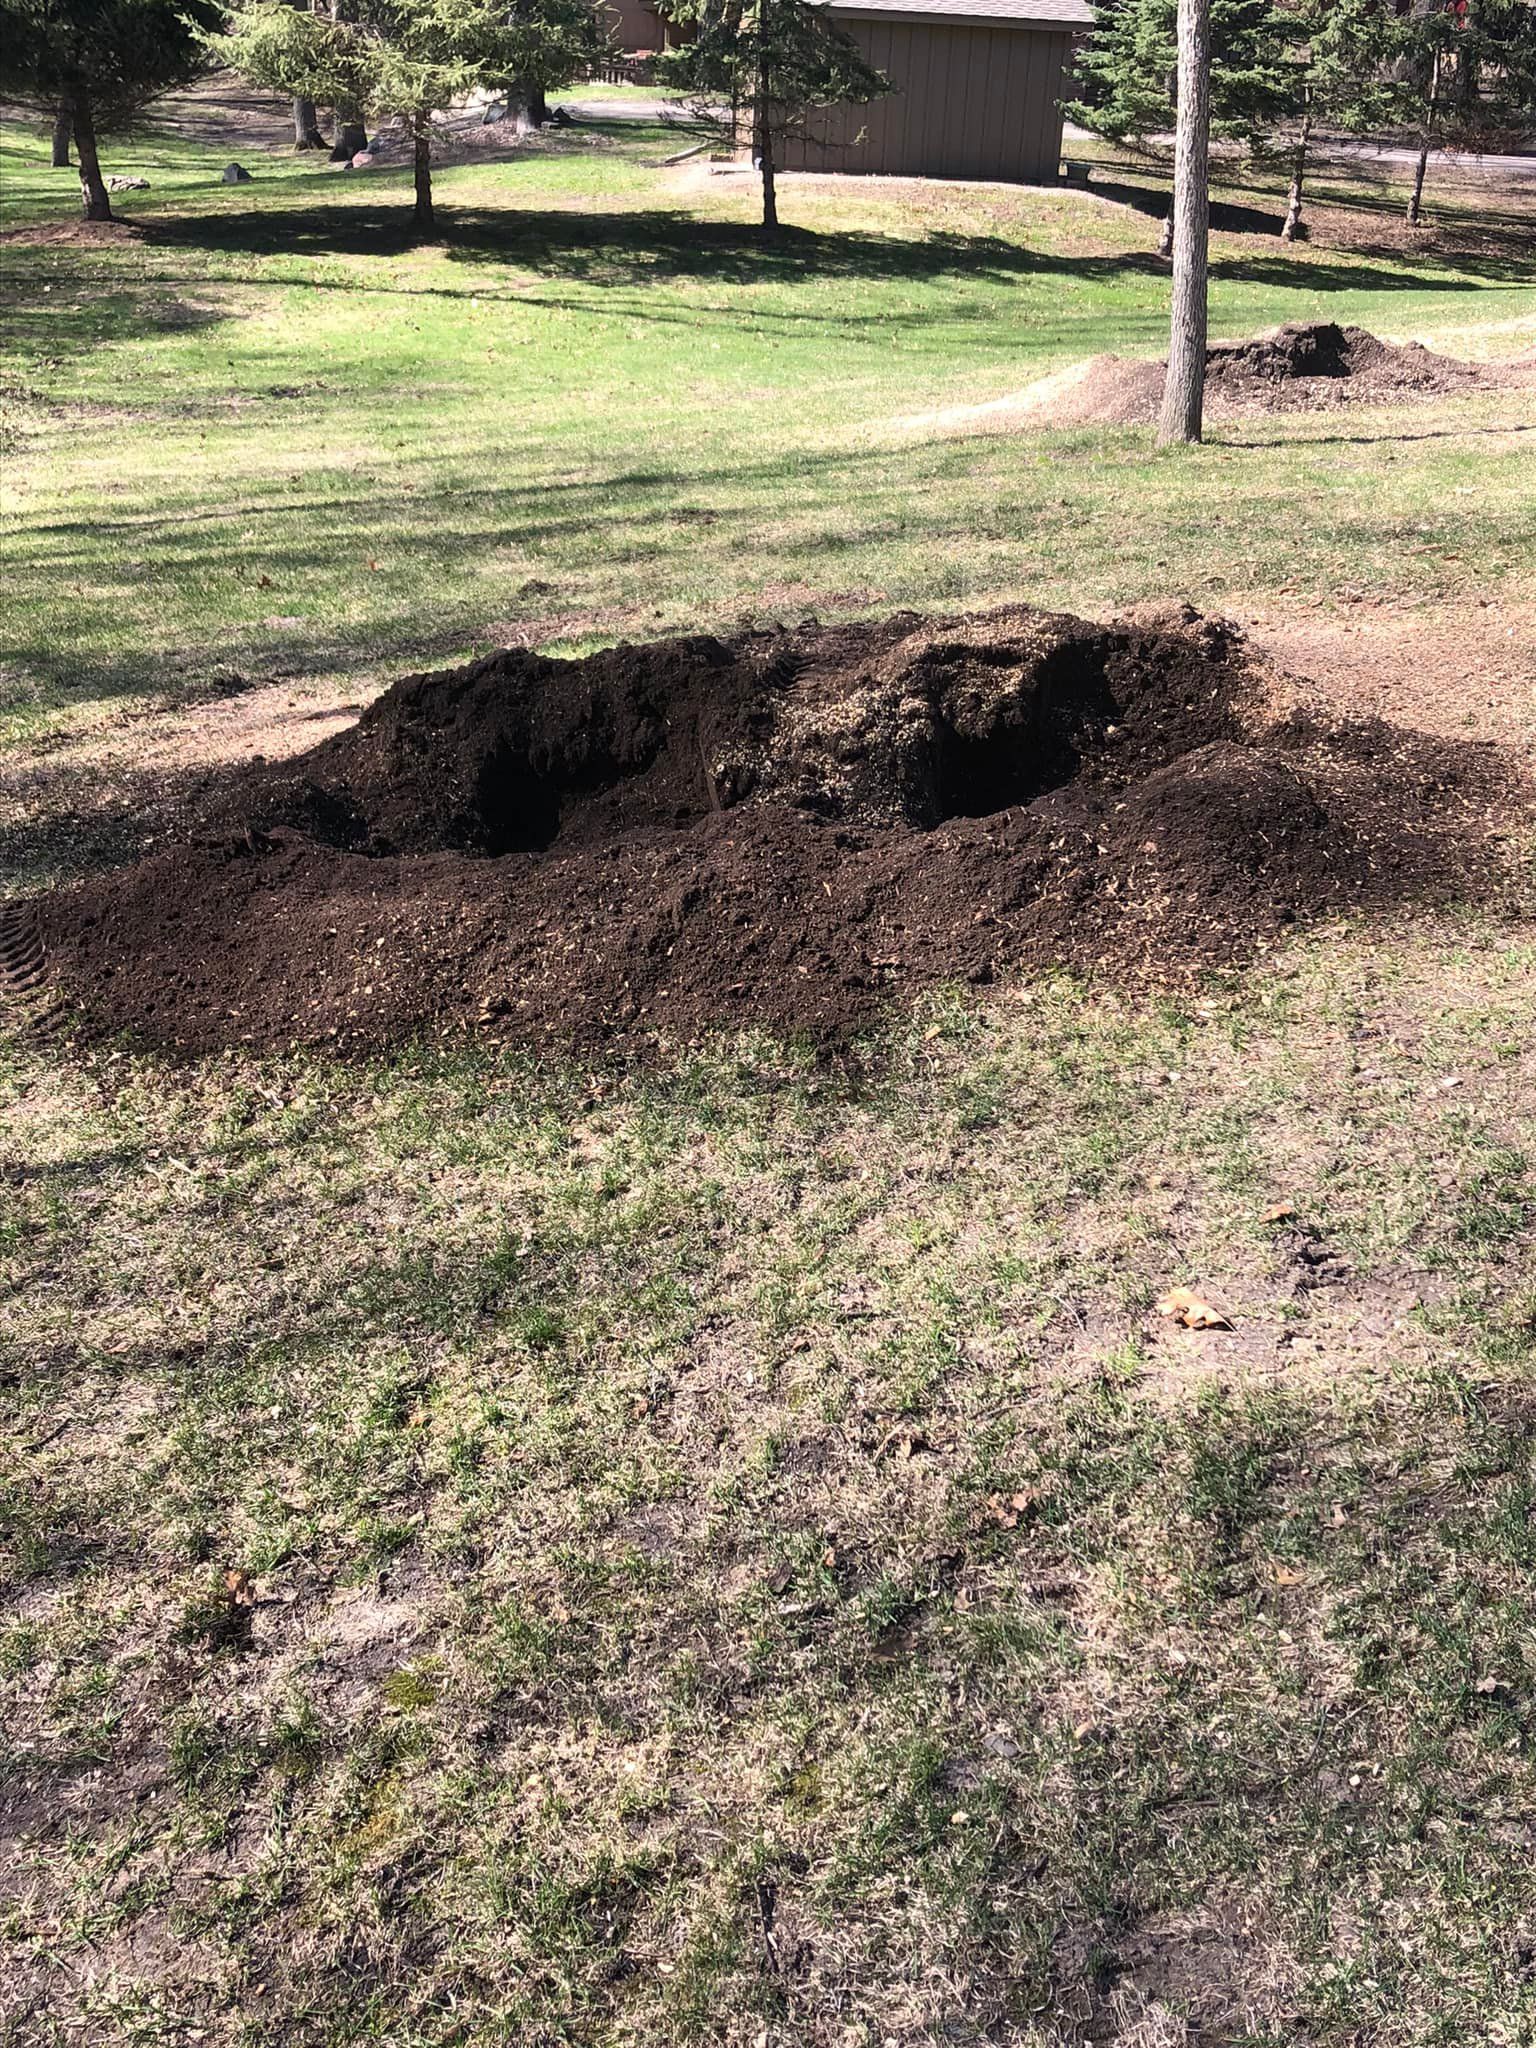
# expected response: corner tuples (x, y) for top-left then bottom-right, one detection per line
(4, 88), (1536, 2048)
(1, 101), (1532, 744)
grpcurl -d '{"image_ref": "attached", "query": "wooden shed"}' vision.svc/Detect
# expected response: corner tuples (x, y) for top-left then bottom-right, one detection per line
(778, 0), (1092, 185)
(600, 0), (667, 53)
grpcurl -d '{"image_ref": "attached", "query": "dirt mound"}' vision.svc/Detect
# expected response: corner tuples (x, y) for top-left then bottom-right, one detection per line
(1203, 321), (1479, 401)
(900, 323), (1503, 436)
(0, 218), (146, 248)
(31, 604), (1518, 1056)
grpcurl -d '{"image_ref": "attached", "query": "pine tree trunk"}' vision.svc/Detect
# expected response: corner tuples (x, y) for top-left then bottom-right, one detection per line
(1407, 48), (1439, 226)
(499, 82), (546, 132)
(330, 120), (368, 162)
(1157, 0), (1211, 445)
(412, 117), (434, 235)
(52, 104), (72, 167)
(758, 123), (778, 231)
(72, 91), (113, 222)
(1406, 142), (1430, 225)
(1281, 108), (1311, 242)
(754, 37), (777, 232)
(293, 96), (325, 148)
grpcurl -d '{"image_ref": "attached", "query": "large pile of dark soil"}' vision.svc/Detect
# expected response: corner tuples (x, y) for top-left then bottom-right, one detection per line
(32, 604), (1518, 1054)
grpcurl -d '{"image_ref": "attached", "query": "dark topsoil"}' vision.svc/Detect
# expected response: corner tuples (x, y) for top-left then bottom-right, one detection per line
(1050, 321), (1523, 426)
(31, 602), (1522, 1055)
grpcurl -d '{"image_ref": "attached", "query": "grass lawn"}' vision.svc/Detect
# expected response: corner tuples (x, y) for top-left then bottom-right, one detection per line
(1, 91), (1532, 748)
(3, 84), (1536, 2048)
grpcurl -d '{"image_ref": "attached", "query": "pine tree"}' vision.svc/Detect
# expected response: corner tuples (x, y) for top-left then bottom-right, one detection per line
(0, 0), (222, 220)
(213, 0), (602, 235)
(1276, 0), (1416, 240)
(1066, 0), (1303, 156)
(662, 0), (891, 232)
(1401, 0), (1536, 224)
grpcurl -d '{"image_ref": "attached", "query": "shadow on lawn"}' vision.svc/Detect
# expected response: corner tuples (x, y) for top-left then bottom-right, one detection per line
(13, 198), (1513, 300)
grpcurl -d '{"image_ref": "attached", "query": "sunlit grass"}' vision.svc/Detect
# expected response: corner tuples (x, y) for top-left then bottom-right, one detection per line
(2, 103), (1532, 745)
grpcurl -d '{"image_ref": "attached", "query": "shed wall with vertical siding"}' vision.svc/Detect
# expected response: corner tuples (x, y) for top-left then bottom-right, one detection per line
(778, 17), (1076, 183)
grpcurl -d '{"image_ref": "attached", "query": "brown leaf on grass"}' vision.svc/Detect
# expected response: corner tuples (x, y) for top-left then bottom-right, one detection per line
(976, 1489), (1037, 1532)
(1155, 1286), (1233, 1330)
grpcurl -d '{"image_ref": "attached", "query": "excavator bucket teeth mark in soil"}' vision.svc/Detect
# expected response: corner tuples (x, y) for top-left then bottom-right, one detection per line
(0, 902), (73, 1044)
(0, 904), (48, 994)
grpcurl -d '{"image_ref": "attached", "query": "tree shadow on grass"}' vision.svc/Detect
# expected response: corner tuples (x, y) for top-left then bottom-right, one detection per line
(96, 201), (1518, 298)
(1077, 175), (1286, 239)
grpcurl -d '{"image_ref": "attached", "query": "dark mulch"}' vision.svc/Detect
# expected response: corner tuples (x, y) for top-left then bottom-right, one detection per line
(30, 602), (1521, 1056)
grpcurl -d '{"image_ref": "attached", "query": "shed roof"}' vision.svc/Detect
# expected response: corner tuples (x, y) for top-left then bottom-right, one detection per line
(828, 0), (1094, 26)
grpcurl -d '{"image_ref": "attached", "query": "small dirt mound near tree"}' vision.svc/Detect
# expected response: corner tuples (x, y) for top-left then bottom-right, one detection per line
(31, 604), (1518, 1056)
(901, 322), (1510, 435)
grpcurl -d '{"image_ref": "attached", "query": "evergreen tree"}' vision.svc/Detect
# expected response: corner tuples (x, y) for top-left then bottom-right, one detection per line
(0, 0), (222, 220)
(1065, 0), (1303, 155)
(662, 0), (891, 231)
(1401, 0), (1536, 223)
(213, 0), (601, 234)
(1276, 0), (1415, 240)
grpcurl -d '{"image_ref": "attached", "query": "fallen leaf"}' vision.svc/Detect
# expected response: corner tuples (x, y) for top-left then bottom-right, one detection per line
(978, 1488), (1036, 1531)
(1155, 1286), (1233, 1330)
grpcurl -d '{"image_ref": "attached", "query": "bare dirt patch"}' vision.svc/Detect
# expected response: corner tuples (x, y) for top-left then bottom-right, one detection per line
(1243, 597), (1536, 762)
(0, 218), (145, 249)
(897, 321), (1532, 437)
(27, 603), (1521, 1056)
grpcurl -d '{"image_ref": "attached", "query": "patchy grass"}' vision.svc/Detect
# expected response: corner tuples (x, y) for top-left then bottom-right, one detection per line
(4, 927), (1536, 2045)
(0, 99), (1532, 745)
(4, 81), (1536, 2048)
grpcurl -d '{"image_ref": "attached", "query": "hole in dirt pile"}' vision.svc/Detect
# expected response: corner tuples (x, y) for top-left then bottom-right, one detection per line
(30, 604), (1523, 1058)
(247, 632), (780, 857)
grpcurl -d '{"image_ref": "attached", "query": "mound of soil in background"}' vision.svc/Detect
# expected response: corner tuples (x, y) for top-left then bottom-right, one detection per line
(33, 604), (1518, 1055)
(904, 322), (1516, 435)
